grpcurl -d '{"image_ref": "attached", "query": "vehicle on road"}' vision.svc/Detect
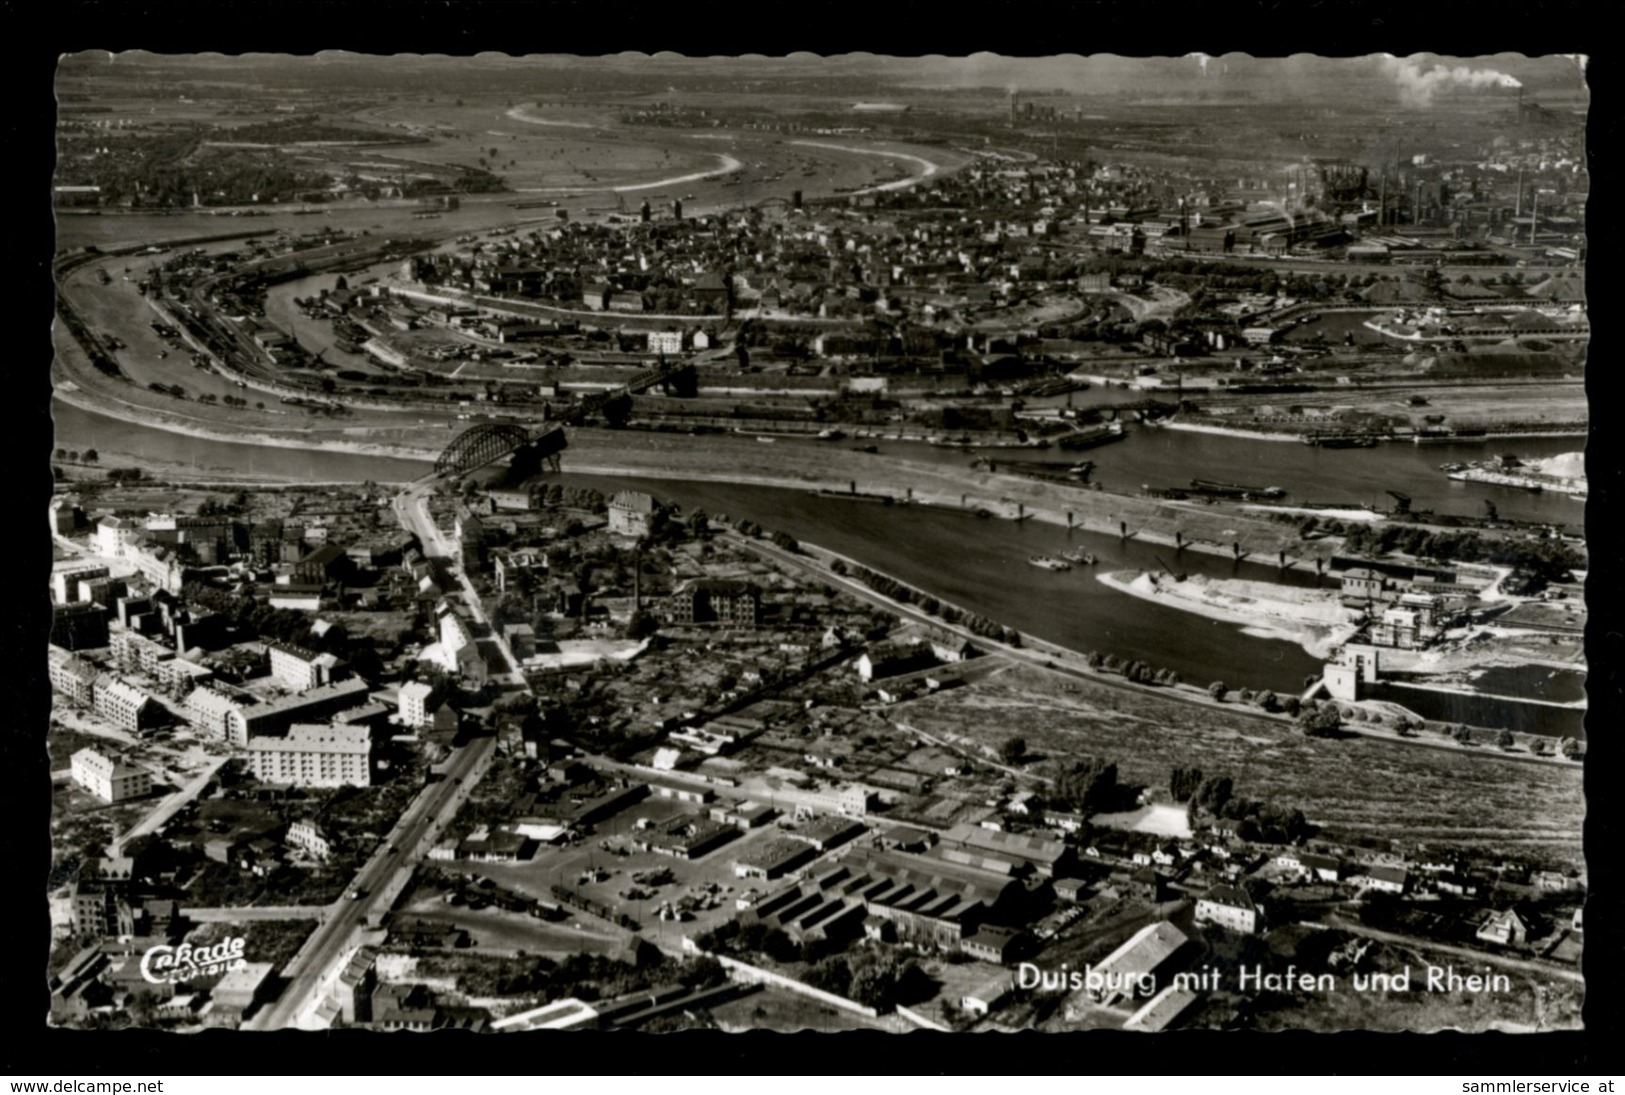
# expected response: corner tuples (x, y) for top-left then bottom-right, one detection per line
(348, 889), (365, 900)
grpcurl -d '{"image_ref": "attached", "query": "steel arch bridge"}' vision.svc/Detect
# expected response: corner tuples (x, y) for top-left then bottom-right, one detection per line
(435, 422), (567, 478)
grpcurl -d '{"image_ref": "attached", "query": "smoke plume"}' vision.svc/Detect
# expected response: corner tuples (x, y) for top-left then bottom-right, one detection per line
(1381, 56), (1522, 106)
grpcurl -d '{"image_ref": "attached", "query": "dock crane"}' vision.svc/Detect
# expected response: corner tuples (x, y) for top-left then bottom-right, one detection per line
(1152, 553), (1187, 583)
(1386, 489), (1412, 516)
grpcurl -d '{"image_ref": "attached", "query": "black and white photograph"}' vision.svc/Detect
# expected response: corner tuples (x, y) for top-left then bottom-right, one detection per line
(43, 39), (1594, 1046)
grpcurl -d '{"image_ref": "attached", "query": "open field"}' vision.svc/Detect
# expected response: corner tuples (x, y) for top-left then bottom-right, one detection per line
(899, 662), (1584, 871)
(707, 986), (893, 1032)
(1244, 929), (1583, 1033)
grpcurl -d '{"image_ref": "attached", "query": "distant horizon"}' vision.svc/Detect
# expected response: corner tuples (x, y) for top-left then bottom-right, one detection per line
(59, 52), (1589, 106)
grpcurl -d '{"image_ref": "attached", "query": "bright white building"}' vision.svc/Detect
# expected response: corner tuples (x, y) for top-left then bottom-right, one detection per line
(71, 747), (151, 803)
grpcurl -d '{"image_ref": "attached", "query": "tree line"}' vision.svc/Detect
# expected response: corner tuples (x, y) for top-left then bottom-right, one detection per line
(841, 563), (1021, 646)
(1340, 523), (1582, 584)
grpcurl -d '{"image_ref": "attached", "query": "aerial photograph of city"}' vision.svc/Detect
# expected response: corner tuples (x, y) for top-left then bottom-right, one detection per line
(45, 49), (1588, 1036)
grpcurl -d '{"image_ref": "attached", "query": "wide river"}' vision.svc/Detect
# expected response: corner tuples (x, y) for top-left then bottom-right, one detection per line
(50, 399), (1586, 736)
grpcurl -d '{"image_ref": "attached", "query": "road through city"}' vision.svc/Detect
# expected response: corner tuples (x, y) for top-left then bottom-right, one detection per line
(246, 733), (495, 1030)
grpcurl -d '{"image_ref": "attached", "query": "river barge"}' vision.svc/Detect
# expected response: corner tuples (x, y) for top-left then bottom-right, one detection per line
(1191, 479), (1286, 499)
(1056, 422), (1126, 450)
(1302, 434), (1379, 448)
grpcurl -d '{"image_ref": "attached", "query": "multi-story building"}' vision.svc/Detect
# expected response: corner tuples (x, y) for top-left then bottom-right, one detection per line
(332, 948), (379, 1026)
(71, 747), (151, 803)
(50, 602), (110, 651)
(156, 656), (214, 692)
(48, 645), (99, 706)
(225, 678), (371, 746)
(396, 681), (433, 728)
(205, 963), (275, 1029)
(70, 877), (134, 937)
(798, 783), (876, 817)
(124, 540), (187, 595)
(493, 551), (546, 593)
(95, 515), (142, 558)
(185, 686), (240, 740)
(1194, 883), (1262, 934)
(668, 579), (762, 629)
(421, 609), (486, 682)
(268, 641), (342, 694)
(607, 490), (657, 538)
(78, 576), (128, 608)
(286, 819), (333, 861)
(222, 679), (372, 747)
(110, 630), (172, 676)
(293, 543), (352, 586)
(49, 494), (83, 536)
(647, 330), (683, 356)
(246, 723), (372, 788)
(1371, 606), (1423, 650)
(116, 595), (154, 632)
(53, 566), (109, 605)
(93, 676), (155, 734)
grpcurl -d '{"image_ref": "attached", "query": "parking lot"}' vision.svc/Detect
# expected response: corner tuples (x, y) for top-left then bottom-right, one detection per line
(454, 793), (851, 947)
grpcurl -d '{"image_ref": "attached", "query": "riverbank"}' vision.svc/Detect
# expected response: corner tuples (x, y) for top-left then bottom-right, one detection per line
(53, 341), (1335, 573)
(1096, 569), (1360, 659)
(52, 384), (439, 469)
(1157, 420), (1301, 442)
(739, 533), (1579, 766)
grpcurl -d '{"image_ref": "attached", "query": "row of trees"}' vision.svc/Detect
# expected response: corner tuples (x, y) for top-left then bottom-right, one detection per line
(1088, 651), (1181, 687)
(733, 520), (800, 554)
(843, 564), (1020, 646)
(1205, 681), (1303, 716)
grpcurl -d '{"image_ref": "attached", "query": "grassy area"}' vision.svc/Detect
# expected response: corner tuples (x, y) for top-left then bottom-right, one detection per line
(1244, 932), (1582, 1033)
(402, 947), (717, 1005)
(47, 725), (110, 769)
(187, 919), (314, 975)
(903, 663), (1584, 872)
(708, 986), (890, 1032)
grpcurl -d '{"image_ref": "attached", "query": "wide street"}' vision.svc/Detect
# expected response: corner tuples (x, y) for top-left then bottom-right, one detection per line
(114, 755), (230, 851)
(395, 480), (528, 686)
(245, 732), (496, 1030)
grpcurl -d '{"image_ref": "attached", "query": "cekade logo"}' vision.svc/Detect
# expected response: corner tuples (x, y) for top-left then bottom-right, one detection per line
(140, 937), (248, 984)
